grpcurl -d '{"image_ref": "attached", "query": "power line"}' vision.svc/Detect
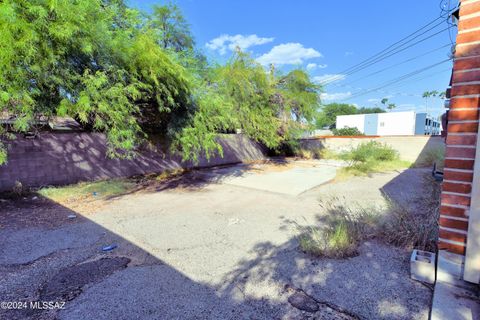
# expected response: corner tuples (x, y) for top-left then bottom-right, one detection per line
(318, 16), (446, 85)
(340, 58), (452, 100)
(331, 44), (451, 88)
(383, 67), (452, 91)
(320, 25), (450, 85)
(337, 66), (451, 96)
(320, 5), (458, 86)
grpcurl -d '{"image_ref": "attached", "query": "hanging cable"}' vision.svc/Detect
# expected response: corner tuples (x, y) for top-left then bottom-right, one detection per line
(340, 58), (452, 100)
(332, 43), (451, 87)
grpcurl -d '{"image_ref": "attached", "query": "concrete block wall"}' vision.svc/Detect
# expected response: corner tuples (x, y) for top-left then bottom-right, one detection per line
(0, 133), (266, 192)
(299, 135), (445, 163)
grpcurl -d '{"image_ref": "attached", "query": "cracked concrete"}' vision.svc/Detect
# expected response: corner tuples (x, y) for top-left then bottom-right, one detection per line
(0, 162), (433, 319)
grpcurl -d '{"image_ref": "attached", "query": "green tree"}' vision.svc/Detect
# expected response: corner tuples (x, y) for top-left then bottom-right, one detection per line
(381, 98), (396, 111)
(0, 1), (322, 165)
(150, 3), (194, 51)
(316, 103), (358, 129)
(423, 90), (443, 113)
(274, 69), (321, 137)
(176, 51), (321, 161)
(0, 0), (193, 161)
(357, 107), (385, 114)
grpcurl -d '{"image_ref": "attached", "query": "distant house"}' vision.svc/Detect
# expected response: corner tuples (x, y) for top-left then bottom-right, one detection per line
(336, 111), (441, 136)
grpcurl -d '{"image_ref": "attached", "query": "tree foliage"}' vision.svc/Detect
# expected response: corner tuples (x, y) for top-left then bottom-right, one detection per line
(175, 50), (321, 161)
(380, 98), (396, 111)
(316, 103), (387, 129)
(357, 107), (385, 114)
(316, 103), (358, 129)
(0, 0), (321, 164)
(150, 3), (194, 52)
(332, 127), (364, 136)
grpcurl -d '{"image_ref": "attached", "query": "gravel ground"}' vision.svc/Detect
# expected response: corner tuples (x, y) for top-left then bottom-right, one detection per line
(0, 162), (434, 319)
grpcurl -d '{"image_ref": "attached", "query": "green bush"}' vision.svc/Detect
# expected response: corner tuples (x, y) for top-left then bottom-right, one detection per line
(332, 127), (364, 136)
(379, 177), (441, 251)
(336, 141), (409, 176)
(298, 201), (380, 258)
(341, 141), (398, 163)
(298, 176), (441, 258)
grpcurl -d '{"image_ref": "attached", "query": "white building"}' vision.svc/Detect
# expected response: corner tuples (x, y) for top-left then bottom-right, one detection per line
(336, 111), (441, 136)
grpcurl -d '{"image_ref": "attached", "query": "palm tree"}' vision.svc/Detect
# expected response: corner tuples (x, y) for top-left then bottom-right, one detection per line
(422, 90), (440, 113)
(381, 98), (396, 111)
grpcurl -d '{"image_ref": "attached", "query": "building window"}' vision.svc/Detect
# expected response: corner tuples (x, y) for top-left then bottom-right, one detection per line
(379, 122), (385, 127)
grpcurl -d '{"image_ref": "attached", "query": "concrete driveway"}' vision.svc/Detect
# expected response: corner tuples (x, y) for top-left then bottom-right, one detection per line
(0, 160), (432, 320)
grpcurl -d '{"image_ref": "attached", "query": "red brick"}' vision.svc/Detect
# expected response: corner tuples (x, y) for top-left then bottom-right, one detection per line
(440, 204), (468, 217)
(456, 44), (480, 58)
(439, 229), (467, 243)
(460, 1), (480, 17)
(450, 97), (480, 109)
(448, 109), (480, 121)
(446, 146), (476, 158)
(454, 57), (480, 71)
(456, 31), (480, 45)
(443, 169), (474, 182)
(446, 133), (477, 145)
(442, 181), (472, 194)
(458, 16), (480, 31)
(439, 217), (469, 230)
(451, 84), (480, 96)
(438, 240), (466, 255)
(452, 70), (480, 83)
(447, 122), (479, 133)
(441, 193), (471, 206)
(444, 158), (475, 170)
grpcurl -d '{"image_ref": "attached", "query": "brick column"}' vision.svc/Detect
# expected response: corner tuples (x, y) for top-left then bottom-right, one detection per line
(439, 0), (480, 263)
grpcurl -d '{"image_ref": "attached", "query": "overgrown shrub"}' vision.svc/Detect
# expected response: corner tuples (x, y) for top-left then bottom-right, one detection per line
(337, 141), (409, 175)
(379, 177), (441, 251)
(332, 127), (364, 136)
(298, 200), (380, 258)
(298, 176), (441, 258)
(341, 141), (398, 162)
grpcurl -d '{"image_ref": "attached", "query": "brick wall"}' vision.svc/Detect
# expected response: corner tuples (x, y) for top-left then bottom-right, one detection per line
(439, 0), (480, 256)
(0, 133), (266, 191)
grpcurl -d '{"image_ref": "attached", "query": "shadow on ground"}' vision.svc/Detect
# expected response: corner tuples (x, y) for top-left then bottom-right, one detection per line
(0, 159), (435, 320)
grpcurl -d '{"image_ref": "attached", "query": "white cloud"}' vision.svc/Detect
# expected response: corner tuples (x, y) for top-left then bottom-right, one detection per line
(206, 34), (274, 55)
(320, 92), (352, 101)
(345, 51), (354, 56)
(367, 98), (380, 103)
(306, 63), (327, 71)
(257, 43), (322, 66)
(313, 74), (346, 84)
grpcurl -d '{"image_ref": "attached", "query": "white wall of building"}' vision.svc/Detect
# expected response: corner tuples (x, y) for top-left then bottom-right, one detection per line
(336, 114), (365, 132)
(376, 111), (416, 136)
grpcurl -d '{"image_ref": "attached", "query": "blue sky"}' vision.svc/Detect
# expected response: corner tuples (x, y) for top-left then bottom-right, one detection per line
(128, 0), (458, 117)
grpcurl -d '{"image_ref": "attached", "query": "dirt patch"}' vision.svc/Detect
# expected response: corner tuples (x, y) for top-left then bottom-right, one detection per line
(0, 197), (86, 230)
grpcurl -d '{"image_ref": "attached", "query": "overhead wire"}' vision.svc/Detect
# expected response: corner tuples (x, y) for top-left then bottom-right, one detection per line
(319, 17), (449, 85)
(330, 43), (451, 88)
(320, 5), (458, 86)
(320, 26), (450, 85)
(340, 58), (452, 100)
